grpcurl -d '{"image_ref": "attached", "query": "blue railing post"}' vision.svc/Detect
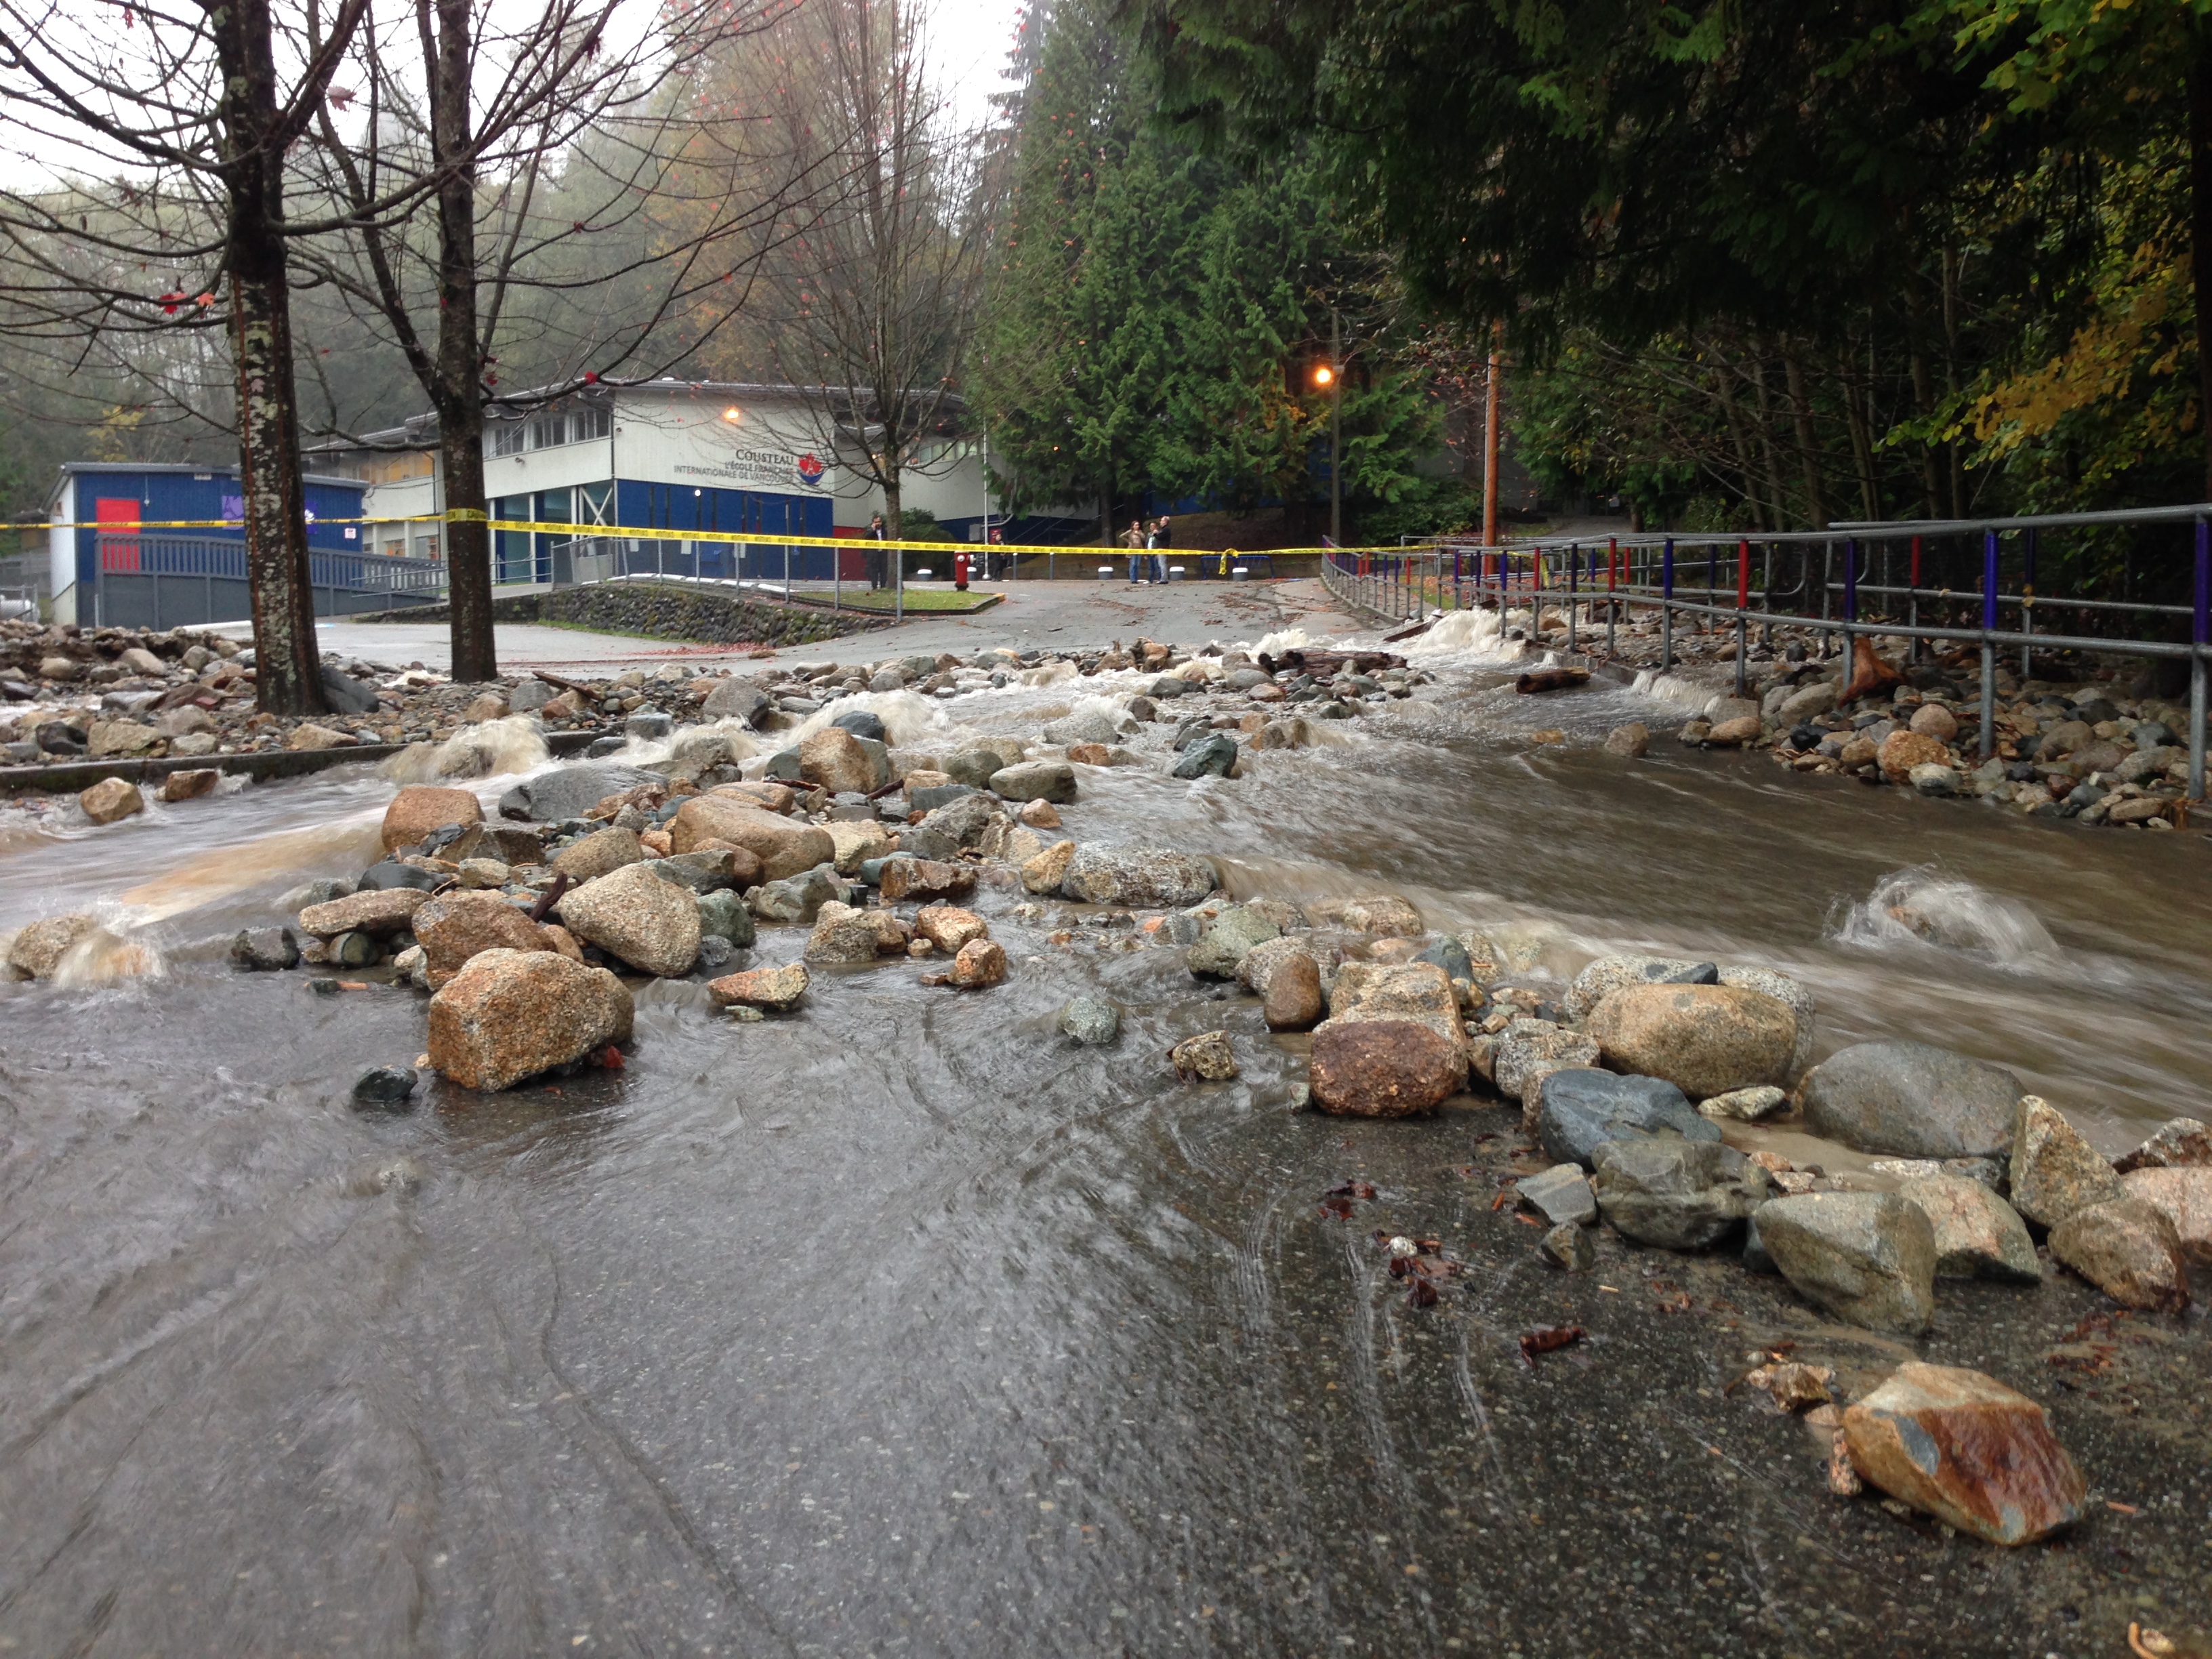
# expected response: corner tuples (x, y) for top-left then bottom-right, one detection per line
(1660, 537), (1676, 672)
(2022, 527), (2038, 679)
(1567, 542), (1579, 653)
(1980, 529), (2000, 759)
(1843, 537), (1859, 625)
(2192, 516), (2208, 800)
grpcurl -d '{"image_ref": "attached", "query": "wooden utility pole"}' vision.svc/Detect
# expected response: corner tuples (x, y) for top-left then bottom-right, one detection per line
(1481, 321), (1503, 546)
(1328, 307), (1342, 546)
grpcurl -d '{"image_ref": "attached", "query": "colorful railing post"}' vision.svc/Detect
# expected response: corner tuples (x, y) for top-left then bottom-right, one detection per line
(2192, 516), (2208, 800)
(1660, 537), (1676, 672)
(1980, 529), (2000, 760)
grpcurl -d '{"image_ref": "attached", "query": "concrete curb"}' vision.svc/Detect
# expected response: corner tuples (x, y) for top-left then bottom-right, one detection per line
(0, 726), (609, 796)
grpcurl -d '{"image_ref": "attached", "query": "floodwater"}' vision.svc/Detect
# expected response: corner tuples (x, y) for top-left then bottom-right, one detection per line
(1, 636), (2207, 1658)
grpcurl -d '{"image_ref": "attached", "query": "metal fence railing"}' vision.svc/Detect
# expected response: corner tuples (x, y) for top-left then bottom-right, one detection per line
(1322, 507), (2212, 801)
(90, 533), (445, 628)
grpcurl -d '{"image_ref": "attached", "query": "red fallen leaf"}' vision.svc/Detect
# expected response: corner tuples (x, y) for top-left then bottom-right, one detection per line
(2107, 1500), (2139, 1515)
(1319, 1195), (1354, 1220)
(1325, 1179), (1377, 1200)
(1407, 1277), (1439, 1309)
(1519, 1324), (1584, 1364)
(1512, 1212), (1543, 1227)
(594, 1044), (624, 1069)
(1490, 1191), (1513, 1211)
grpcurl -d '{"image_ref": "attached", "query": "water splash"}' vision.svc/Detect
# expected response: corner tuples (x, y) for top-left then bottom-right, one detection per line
(52, 924), (165, 985)
(1250, 628), (1316, 658)
(1828, 867), (2061, 970)
(382, 715), (550, 783)
(789, 688), (959, 749)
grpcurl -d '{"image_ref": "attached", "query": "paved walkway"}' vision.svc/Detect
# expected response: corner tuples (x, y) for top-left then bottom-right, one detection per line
(247, 577), (1373, 674)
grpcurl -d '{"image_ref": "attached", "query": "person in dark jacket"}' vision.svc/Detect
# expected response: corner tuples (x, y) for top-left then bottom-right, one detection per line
(865, 512), (888, 589)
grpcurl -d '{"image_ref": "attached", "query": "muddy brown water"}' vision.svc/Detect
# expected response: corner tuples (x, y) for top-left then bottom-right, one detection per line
(1, 653), (2207, 1657)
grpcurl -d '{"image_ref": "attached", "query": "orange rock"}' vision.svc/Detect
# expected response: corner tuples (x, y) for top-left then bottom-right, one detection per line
(949, 937), (1007, 987)
(1878, 728), (1950, 783)
(1066, 742), (1110, 765)
(1309, 1018), (1462, 1116)
(426, 948), (634, 1091)
(1842, 1362), (2085, 1545)
(382, 784), (483, 853)
(413, 890), (552, 989)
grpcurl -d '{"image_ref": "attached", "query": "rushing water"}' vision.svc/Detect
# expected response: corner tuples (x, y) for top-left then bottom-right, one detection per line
(1, 636), (2207, 1657)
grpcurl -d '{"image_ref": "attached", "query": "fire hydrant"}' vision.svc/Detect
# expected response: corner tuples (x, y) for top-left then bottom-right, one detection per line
(953, 549), (970, 591)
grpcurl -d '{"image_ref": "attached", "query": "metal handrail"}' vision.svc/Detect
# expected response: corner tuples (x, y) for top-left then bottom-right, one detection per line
(1322, 505), (2211, 802)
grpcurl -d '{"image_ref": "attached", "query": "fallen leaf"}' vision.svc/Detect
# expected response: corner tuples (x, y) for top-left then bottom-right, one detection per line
(2106, 1500), (2139, 1515)
(1518, 1324), (1584, 1364)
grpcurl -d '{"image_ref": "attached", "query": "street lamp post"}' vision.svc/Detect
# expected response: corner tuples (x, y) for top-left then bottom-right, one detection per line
(1315, 310), (1342, 546)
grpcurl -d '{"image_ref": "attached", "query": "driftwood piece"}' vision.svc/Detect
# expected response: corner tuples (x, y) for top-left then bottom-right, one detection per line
(1256, 649), (1406, 678)
(1838, 636), (1906, 704)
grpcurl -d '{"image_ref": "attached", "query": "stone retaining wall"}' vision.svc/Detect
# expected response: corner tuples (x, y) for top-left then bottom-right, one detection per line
(370, 583), (893, 648)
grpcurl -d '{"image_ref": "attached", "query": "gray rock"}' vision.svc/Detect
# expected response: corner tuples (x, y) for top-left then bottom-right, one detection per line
(626, 712), (674, 740)
(910, 783), (980, 814)
(510, 680), (556, 712)
(277, 878), (355, 912)
(1493, 1023), (1601, 1107)
(320, 665), (382, 716)
(751, 865), (846, 925)
(918, 792), (1004, 848)
(351, 1066), (417, 1113)
(327, 930), (378, 968)
(1742, 1210), (1776, 1273)
(989, 760), (1077, 804)
(701, 677), (769, 724)
(1060, 846), (1218, 908)
(230, 927), (300, 971)
(1564, 954), (1717, 1019)
(1171, 733), (1239, 779)
(832, 709), (886, 742)
(586, 735), (628, 758)
(1591, 1139), (1769, 1249)
(695, 935), (737, 972)
(1414, 937), (1473, 981)
(497, 762), (663, 823)
(1060, 995), (1121, 1046)
(356, 859), (447, 893)
(1539, 1223), (1596, 1271)
(1900, 1174), (2041, 1283)
(2113, 1115), (2212, 1173)
(1187, 905), (1282, 979)
(764, 747), (804, 781)
(901, 826), (962, 863)
(1698, 1084), (1788, 1121)
(1797, 1040), (2024, 1158)
(647, 851), (740, 894)
(1041, 708), (1120, 746)
(1537, 1067), (1719, 1168)
(1755, 1191), (1938, 1333)
(1519, 1163), (1597, 1227)
(697, 889), (756, 947)
(945, 746), (1007, 787)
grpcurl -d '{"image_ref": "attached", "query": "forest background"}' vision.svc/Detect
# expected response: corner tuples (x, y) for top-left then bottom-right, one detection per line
(3, 0), (2208, 552)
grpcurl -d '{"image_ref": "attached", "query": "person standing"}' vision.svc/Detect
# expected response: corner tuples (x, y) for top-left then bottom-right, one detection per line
(1123, 517), (1145, 584)
(865, 512), (888, 590)
(1152, 513), (1172, 584)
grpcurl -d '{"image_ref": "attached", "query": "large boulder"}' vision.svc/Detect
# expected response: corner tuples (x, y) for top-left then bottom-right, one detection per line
(1898, 1175), (2041, 1283)
(1263, 951), (1326, 1031)
(413, 890), (553, 990)
(668, 796), (833, 880)
(1841, 1363), (2086, 1546)
(1564, 954), (1719, 1019)
(556, 861), (701, 977)
(551, 825), (646, 880)
(381, 784), (482, 853)
(708, 962), (808, 1011)
(1324, 960), (1467, 1063)
(1303, 894), (1423, 937)
(1059, 846), (1217, 907)
(498, 763), (663, 823)
(7, 913), (98, 979)
(1187, 905), (1282, 979)
(1755, 1191), (1938, 1333)
(2120, 1167), (2212, 1262)
(878, 857), (976, 903)
(701, 676), (769, 723)
(799, 725), (880, 794)
(1589, 1139), (1769, 1249)
(1716, 964), (1815, 1077)
(989, 760), (1077, 804)
(426, 949), (633, 1090)
(1309, 1019), (1463, 1116)
(2047, 1199), (2191, 1311)
(2009, 1096), (2127, 1227)
(1796, 1040), (2024, 1159)
(298, 887), (430, 939)
(1493, 1021), (1601, 1111)
(1584, 983), (1795, 1100)
(1536, 1068), (1719, 1168)
(2114, 1115), (2212, 1172)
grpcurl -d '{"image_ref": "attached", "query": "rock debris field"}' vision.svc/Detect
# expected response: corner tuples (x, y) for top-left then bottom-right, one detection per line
(4, 614), (2209, 1643)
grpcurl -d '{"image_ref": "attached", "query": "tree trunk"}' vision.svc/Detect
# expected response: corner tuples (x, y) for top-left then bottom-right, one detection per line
(2193, 41), (2212, 500)
(1749, 350), (1793, 527)
(1904, 281), (1944, 520)
(883, 468), (903, 588)
(428, 0), (498, 682)
(1782, 343), (1828, 527)
(1837, 346), (1882, 523)
(1942, 247), (1965, 517)
(209, 0), (325, 716)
